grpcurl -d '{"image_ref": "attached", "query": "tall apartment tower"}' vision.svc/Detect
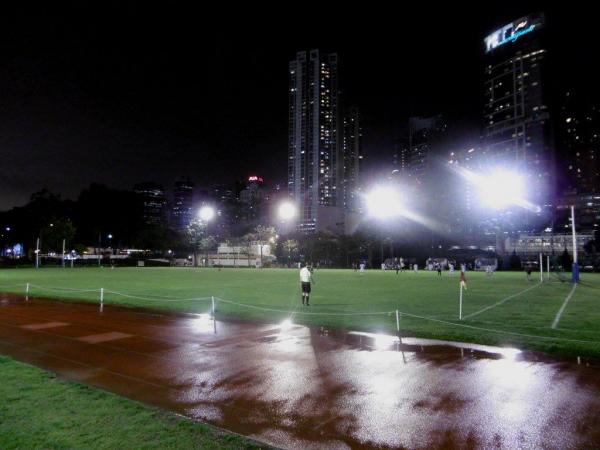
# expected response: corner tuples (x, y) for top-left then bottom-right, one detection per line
(288, 49), (342, 233)
(171, 177), (195, 232)
(483, 13), (554, 207)
(342, 106), (362, 211)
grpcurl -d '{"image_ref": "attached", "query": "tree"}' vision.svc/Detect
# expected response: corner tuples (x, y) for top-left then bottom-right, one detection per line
(282, 239), (299, 267)
(40, 218), (76, 254)
(254, 225), (276, 267)
(199, 236), (217, 266)
(241, 233), (255, 267)
(187, 219), (207, 267)
(509, 250), (522, 270)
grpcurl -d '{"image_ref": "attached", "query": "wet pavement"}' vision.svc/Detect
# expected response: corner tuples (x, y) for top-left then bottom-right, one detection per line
(1, 293), (600, 449)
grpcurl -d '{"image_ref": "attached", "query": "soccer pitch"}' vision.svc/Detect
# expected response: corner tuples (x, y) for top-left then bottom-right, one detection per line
(1, 267), (599, 357)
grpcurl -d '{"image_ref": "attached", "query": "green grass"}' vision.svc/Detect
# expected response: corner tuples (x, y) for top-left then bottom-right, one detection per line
(0, 355), (262, 450)
(1, 267), (600, 357)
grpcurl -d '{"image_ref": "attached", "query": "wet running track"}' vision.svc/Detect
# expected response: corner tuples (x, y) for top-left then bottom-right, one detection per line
(1, 293), (600, 449)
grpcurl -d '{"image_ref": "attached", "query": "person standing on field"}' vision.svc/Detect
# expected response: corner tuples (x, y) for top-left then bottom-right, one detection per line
(299, 263), (314, 306)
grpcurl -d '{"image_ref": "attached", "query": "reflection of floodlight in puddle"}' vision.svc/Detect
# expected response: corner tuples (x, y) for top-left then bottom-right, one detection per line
(199, 206), (215, 222)
(280, 319), (293, 330)
(365, 186), (404, 219)
(500, 347), (521, 360)
(374, 334), (398, 349)
(479, 170), (525, 209)
(278, 202), (297, 221)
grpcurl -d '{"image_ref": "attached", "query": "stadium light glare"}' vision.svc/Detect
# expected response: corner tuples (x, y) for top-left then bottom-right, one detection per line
(478, 170), (525, 209)
(365, 186), (405, 219)
(278, 201), (297, 221)
(198, 206), (216, 222)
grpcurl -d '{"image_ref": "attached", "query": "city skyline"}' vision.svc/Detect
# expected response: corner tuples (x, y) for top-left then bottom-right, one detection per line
(1, 4), (598, 211)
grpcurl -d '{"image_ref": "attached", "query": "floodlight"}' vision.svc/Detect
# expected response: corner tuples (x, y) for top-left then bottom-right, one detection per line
(365, 186), (404, 219)
(278, 201), (297, 221)
(478, 170), (525, 209)
(198, 206), (216, 222)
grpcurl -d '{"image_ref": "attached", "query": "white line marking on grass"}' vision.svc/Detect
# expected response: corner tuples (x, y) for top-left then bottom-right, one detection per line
(551, 283), (577, 329)
(462, 282), (541, 320)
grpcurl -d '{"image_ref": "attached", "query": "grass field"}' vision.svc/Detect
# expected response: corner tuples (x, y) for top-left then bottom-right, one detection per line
(1, 267), (600, 357)
(0, 355), (261, 450)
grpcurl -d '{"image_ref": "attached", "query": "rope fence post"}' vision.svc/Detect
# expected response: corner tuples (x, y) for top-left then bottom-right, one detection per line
(211, 296), (217, 334)
(100, 288), (104, 312)
(396, 309), (402, 345)
(459, 282), (463, 320)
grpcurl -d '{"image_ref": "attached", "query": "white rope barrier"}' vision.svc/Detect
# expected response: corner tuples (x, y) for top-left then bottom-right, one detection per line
(103, 290), (212, 303)
(28, 284), (101, 293)
(215, 297), (394, 316)
(395, 310), (600, 345)
(215, 298), (600, 344)
(3, 282), (599, 346)
(0, 283), (27, 289)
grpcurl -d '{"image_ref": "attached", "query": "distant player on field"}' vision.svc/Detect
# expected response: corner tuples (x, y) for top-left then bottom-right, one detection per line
(300, 263), (314, 306)
(437, 263), (442, 277)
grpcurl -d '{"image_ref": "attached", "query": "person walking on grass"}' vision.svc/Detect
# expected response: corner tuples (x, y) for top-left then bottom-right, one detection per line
(437, 263), (442, 277)
(300, 262), (314, 306)
(526, 266), (532, 282)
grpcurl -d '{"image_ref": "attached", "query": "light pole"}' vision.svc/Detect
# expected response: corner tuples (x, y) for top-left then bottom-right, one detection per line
(198, 206), (216, 267)
(35, 237), (40, 269)
(571, 205), (579, 283)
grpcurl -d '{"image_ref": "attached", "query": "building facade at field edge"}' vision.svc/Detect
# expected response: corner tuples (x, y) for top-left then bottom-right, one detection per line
(133, 182), (167, 226)
(288, 49), (343, 233)
(483, 13), (555, 208)
(171, 177), (195, 232)
(559, 90), (600, 195)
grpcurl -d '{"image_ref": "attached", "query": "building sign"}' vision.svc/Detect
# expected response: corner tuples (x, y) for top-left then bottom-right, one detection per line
(248, 176), (264, 183)
(484, 15), (542, 53)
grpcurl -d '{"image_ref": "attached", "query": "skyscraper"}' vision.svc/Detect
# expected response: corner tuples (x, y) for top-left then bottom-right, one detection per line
(395, 115), (447, 183)
(342, 107), (362, 211)
(171, 177), (195, 232)
(133, 182), (166, 226)
(483, 13), (554, 207)
(560, 90), (600, 194)
(288, 49), (342, 233)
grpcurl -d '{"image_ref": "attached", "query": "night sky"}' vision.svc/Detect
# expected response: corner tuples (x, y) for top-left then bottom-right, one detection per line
(1, 3), (597, 210)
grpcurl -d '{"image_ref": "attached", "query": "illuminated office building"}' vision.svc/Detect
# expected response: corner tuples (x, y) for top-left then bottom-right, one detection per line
(483, 13), (554, 207)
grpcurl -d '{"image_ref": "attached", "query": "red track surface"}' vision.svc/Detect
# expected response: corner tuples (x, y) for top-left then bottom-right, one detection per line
(1, 293), (600, 449)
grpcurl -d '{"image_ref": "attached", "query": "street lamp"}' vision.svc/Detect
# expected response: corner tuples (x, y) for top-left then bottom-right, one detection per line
(198, 206), (216, 267)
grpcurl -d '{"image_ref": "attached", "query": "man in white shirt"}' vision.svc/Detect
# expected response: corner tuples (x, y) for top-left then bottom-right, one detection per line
(299, 263), (313, 306)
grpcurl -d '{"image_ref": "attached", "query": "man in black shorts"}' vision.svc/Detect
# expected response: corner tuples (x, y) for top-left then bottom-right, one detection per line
(299, 263), (313, 306)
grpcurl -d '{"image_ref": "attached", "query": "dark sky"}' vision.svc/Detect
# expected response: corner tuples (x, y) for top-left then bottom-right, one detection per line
(1, 3), (597, 210)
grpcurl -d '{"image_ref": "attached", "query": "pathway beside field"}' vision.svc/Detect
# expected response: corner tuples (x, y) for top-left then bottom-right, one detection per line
(1, 293), (600, 449)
